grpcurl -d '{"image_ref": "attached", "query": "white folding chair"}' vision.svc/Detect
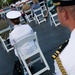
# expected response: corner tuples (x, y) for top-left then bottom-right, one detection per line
(20, 15), (25, 24)
(0, 26), (14, 52)
(48, 5), (60, 27)
(14, 32), (50, 75)
(39, 1), (47, 12)
(33, 7), (46, 24)
(24, 8), (34, 23)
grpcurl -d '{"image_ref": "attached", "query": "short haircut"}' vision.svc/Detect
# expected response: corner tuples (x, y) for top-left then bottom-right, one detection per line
(10, 17), (20, 24)
(58, 5), (75, 20)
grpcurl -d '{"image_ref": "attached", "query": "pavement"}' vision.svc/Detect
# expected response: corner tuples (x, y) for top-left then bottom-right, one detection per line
(0, 17), (71, 75)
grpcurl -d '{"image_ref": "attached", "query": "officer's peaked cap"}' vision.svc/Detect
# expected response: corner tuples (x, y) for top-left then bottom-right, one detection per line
(52, 0), (75, 6)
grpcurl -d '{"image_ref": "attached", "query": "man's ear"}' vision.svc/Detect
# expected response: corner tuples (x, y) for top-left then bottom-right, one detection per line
(62, 9), (68, 21)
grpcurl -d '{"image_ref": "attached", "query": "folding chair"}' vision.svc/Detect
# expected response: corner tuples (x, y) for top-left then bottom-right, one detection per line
(24, 8), (34, 23)
(48, 5), (60, 27)
(39, 1), (47, 12)
(20, 15), (25, 24)
(0, 26), (14, 52)
(33, 7), (46, 24)
(14, 32), (50, 75)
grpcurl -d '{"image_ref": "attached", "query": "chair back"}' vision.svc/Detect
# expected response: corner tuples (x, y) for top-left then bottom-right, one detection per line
(25, 8), (31, 15)
(14, 32), (38, 50)
(48, 5), (60, 26)
(14, 32), (50, 75)
(33, 6), (46, 24)
(0, 26), (14, 52)
(33, 7), (42, 15)
(39, 1), (47, 11)
(24, 8), (33, 23)
(0, 26), (11, 34)
(48, 5), (55, 13)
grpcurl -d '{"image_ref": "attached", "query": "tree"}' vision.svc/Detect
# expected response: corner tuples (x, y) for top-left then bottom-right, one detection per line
(7, 0), (18, 4)
(7, 0), (12, 4)
(0, 0), (19, 9)
(0, 0), (4, 8)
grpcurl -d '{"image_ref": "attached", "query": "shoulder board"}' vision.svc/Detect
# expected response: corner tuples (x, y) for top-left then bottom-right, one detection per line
(52, 40), (69, 59)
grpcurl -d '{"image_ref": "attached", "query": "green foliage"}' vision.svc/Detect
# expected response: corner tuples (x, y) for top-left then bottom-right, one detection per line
(7, 0), (19, 4)
(0, 0), (19, 9)
(0, 0), (3, 8)
(7, 0), (12, 4)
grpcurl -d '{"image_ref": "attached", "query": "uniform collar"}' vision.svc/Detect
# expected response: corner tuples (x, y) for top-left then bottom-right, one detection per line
(70, 28), (75, 41)
(14, 24), (21, 29)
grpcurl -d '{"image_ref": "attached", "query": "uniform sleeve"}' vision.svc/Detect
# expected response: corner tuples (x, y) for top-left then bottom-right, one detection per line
(9, 33), (15, 46)
(31, 27), (34, 33)
(27, 24), (34, 33)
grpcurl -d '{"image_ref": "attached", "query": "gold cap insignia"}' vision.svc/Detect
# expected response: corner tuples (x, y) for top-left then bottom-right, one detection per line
(53, 2), (61, 6)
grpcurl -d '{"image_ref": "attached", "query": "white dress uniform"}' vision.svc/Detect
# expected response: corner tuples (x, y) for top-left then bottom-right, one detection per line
(9, 24), (36, 57)
(54, 29), (75, 75)
(6, 10), (36, 57)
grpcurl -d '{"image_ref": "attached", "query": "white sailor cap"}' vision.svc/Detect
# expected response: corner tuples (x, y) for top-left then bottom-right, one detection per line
(6, 11), (21, 19)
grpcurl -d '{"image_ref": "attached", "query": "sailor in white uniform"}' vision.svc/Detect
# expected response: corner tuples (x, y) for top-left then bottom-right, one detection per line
(6, 11), (36, 57)
(52, 0), (75, 75)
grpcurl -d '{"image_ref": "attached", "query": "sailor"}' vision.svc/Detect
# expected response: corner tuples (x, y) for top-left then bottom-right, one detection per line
(6, 11), (36, 58)
(52, 0), (75, 75)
